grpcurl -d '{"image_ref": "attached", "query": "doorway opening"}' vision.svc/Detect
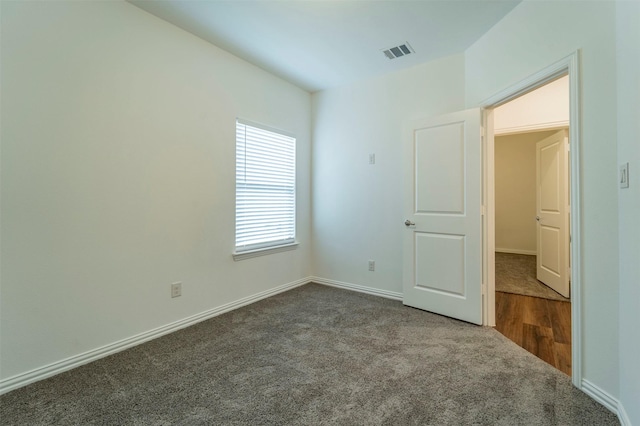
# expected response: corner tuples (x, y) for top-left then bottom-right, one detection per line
(493, 126), (571, 376)
(494, 79), (571, 376)
(480, 52), (581, 386)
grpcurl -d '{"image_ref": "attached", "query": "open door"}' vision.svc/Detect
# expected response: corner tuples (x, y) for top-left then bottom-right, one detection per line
(536, 129), (570, 298)
(403, 109), (482, 325)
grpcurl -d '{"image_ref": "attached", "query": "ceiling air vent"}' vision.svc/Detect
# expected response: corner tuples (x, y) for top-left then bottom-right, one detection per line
(382, 42), (414, 60)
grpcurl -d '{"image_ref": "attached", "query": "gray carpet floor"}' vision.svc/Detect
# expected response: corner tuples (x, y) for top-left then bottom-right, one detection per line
(495, 252), (570, 302)
(0, 283), (615, 425)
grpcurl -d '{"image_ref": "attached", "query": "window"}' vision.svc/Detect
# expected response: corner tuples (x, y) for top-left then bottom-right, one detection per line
(234, 119), (296, 259)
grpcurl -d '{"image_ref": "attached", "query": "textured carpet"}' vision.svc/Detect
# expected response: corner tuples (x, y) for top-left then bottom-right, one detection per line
(496, 252), (570, 302)
(1, 284), (614, 425)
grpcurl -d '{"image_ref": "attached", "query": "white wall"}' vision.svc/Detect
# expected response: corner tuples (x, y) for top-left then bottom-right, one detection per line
(616, 0), (640, 424)
(2, 2), (636, 419)
(495, 131), (556, 254)
(493, 76), (569, 135)
(311, 55), (465, 294)
(466, 0), (620, 401)
(0, 1), (311, 382)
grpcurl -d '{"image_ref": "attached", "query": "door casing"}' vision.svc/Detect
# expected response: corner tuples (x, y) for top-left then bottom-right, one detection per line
(479, 51), (582, 389)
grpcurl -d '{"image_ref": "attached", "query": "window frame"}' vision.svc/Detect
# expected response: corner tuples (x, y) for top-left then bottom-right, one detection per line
(232, 118), (298, 261)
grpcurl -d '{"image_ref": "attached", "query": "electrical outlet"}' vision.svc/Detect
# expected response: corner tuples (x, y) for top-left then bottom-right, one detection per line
(369, 153), (376, 165)
(368, 260), (375, 272)
(171, 282), (182, 298)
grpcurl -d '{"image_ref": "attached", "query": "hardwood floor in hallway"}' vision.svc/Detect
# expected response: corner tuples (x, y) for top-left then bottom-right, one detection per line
(495, 291), (572, 376)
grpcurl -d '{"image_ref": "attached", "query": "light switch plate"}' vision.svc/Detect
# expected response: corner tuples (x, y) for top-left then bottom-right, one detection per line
(620, 162), (629, 189)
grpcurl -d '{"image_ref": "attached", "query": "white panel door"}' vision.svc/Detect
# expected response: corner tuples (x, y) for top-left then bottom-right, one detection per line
(403, 109), (482, 325)
(536, 130), (570, 298)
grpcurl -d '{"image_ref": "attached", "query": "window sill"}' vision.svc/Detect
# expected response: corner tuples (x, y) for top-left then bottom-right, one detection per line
(232, 242), (299, 261)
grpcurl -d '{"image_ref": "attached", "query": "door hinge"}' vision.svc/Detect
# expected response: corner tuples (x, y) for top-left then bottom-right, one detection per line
(481, 283), (487, 295)
(481, 205), (486, 216)
(481, 127), (485, 138)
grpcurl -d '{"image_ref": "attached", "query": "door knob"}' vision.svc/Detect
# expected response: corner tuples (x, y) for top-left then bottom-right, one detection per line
(404, 219), (415, 226)
(536, 216), (540, 221)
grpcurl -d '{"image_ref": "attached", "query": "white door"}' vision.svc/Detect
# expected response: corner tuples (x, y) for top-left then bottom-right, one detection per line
(536, 129), (570, 298)
(403, 109), (483, 325)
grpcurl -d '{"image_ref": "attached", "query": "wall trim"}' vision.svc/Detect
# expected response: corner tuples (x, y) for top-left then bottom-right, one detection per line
(0, 277), (312, 395)
(582, 379), (631, 426)
(495, 248), (537, 256)
(232, 241), (299, 261)
(494, 120), (569, 136)
(310, 276), (403, 301)
(581, 379), (619, 414)
(617, 401), (631, 426)
(581, 379), (630, 424)
(581, 380), (633, 425)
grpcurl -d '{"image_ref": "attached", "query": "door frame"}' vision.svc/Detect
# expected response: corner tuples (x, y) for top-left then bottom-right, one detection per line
(479, 51), (582, 388)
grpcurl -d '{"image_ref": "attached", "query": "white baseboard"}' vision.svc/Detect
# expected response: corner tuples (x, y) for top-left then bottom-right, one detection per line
(495, 248), (537, 256)
(310, 276), (403, 301)
(581, 379), (630, 424)
(617, 402), (631, 426)
(0, 277), (312, 395)
(581, 379), (618, 413)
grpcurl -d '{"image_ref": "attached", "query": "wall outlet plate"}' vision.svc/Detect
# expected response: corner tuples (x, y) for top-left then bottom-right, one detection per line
(171, 282), (182, 298)
(620, 162), (629, 189)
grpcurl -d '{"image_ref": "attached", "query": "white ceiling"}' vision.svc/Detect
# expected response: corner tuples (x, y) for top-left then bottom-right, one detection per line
(129, 0), (522, 93)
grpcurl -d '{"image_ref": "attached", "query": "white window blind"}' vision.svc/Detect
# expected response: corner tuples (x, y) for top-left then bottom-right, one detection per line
(235, 119), (296, 252)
